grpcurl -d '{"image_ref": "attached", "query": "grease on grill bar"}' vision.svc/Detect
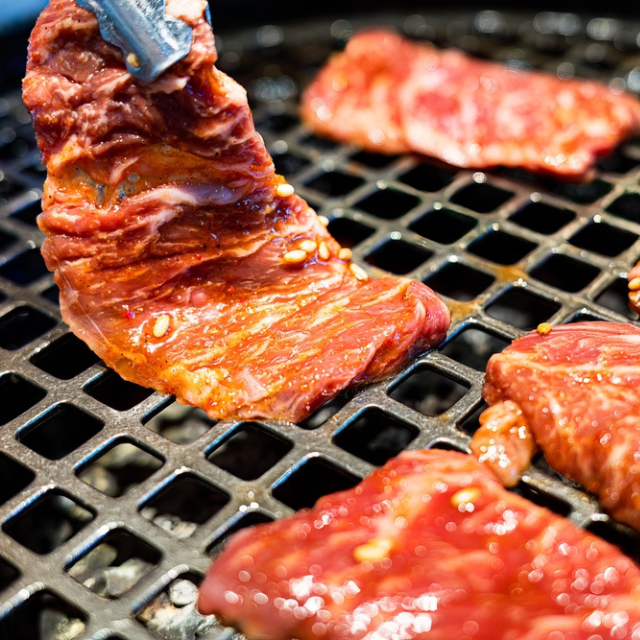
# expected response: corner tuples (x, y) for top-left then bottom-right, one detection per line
(1, 8), (640, 639)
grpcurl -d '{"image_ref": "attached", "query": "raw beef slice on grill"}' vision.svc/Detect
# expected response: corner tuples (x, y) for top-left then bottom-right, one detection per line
(301, 30), (640, 178)
(22, 0), (450, 422)
(198, 448), (640, 639)
(470, 321), (640, 532)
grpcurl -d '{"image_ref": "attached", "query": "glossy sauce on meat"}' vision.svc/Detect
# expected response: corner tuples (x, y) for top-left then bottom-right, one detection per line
(22, 0), (450, 422)
(471, 321), (640, 532)
(198, 449), (640, 639)
(301, 30), (640, 177)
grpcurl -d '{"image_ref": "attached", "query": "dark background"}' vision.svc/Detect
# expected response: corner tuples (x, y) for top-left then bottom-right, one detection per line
(212, 0), (640, 30)
(6, 2), (640, 37)
(3, 1), (639, 91)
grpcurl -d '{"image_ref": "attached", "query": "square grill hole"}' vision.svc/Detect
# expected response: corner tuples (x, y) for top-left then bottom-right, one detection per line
(449, 182), (513, 213)
(398, 162), (457, 192)
(0, 556), (19, 594)
(389, 367), (470, 416)
(529, 254), (600, 293)
(598, 148), (639, 174)
(427, 440), (467, 454)
(297, 393), (350, 430)
(0, 373), (46, 425)
(350, 150), (399, 169)
(137, 571), (215, 637)
(424, 262), (494, 301)
(485, 287), (561, 330)
(0, 589), (87, 640)
(0, 227), (17, 250)
(458, 403), (487, 437)
(3, 490), (94, 554)
(439, 327), (510, 371)
(77, 439), (164, 497)
(17, 404), (104, 460)
(567, 311), (606, 324)
(67, 529), (161, 599)
(364, 239), (432, 275)
(607, 192), (640, 224)
(569, 222), (637, 257)
(304, 196), (322, 212)
(0, 137), (32, 161)
(255, 113), (297, 133)
(327, 217), (375, 248)
(355, 187), (419, 220)
(526, 452), (561, 481)
(10, 201), (40, 227)
(577, 53), (619, 73)
(21, 162), (47, 184)
(299, 133), (339, 152)
(140, 473), (229, 539)
(272, 151), (309, 177)
(0, 451), (34, 505)
(272, 457), (360, 511)
(144, 402), (217, 444)
(586, 520), (640, 565)
(207, 511), (274, 556)
(546, 178), (611, 204)
(333, 409), (418, 466)
(9, 123), (36, 146)
(467, 230), (537, 265)
(304, 171), (364, 197)
(207, 423), (293, 481)
(41, 283), (60, 305)
(30, 333), (101, 379)
(509, 201), (576, 235)
(0, 121), (17, 142)
(84, 370), (154, 410)
(0, 305), (57, 350)
(409, 207), (476, 244)
(0, 248), (48, 285)
(596, 277), (639, 320)
(0, 175), (25, 204)
(514, 482), (571, 517)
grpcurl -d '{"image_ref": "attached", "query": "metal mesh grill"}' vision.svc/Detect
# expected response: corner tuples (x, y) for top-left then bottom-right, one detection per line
(1, 8), (640, 639)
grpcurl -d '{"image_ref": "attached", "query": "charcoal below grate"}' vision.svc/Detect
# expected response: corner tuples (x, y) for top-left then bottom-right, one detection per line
(68, 543), (153, 598)
(67, 530), (161, 599)
(138, 574), (218, 639)
(0, 590), (87, 640)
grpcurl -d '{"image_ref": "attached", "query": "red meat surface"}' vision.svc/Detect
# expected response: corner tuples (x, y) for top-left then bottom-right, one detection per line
(301, 30), (640, 177)
(22, 0), (450, 422)
(471, 321), (640, 532)
(198, 448), (640, 639)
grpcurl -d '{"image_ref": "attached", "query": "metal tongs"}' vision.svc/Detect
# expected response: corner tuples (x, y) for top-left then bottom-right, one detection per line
(76, 0), (209, 82)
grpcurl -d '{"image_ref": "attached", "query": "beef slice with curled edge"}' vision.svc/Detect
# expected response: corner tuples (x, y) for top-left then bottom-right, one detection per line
(301, 29), (640, 178)
(471, 321), (640, 532)
(22, 0), (450, 422)
(199, 448), (640, 639)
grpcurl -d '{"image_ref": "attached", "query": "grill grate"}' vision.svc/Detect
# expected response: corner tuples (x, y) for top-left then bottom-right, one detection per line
(1, 8), (640, 638)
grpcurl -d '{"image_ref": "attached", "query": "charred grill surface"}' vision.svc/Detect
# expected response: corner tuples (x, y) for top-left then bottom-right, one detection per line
(0, 8), (640, 639)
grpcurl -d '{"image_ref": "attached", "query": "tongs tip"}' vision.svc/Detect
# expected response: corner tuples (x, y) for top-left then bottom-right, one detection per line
(77, 0), (200, 82)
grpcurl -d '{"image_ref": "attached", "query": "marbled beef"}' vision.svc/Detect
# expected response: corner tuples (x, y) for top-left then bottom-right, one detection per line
(199, 448), (640, 639)
(301, 30), (640, 177)
(471, 321), (640, 532)
(22, 0), (450, 422)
